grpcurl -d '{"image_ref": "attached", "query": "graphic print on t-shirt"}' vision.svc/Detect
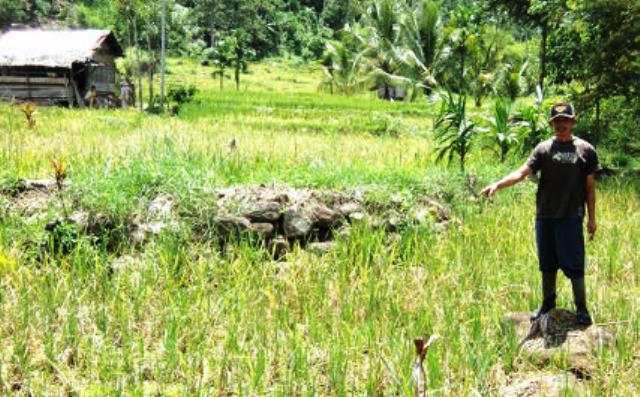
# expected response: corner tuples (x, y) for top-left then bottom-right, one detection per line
(552, 151), (578, 164)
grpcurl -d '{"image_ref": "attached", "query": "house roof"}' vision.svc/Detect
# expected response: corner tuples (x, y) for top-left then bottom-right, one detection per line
(0, 29), (123, 68)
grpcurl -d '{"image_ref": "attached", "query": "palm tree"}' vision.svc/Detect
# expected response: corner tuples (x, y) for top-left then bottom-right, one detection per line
(467, 27), (511, 107)
(318, 40), (364, 95)
(210, 37), (234, 90)
(401, 0), (441, 98)
(441, 5), (477, 93)
(394, 48), (436, 100)
(403, 0), (440, 68)
(230, 29), (253, 91)
(360, 0), (408, 100)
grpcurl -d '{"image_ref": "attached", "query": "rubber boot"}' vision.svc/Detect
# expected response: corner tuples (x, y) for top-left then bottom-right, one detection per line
(530, 271), (557, 321)
(572, 277), (593, 326)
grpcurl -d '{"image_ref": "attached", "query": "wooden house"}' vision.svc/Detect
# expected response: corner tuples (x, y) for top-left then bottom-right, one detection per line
(0, 29), (123, 106)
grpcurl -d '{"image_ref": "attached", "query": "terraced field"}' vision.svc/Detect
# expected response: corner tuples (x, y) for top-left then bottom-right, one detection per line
(0, 58), (638, 395)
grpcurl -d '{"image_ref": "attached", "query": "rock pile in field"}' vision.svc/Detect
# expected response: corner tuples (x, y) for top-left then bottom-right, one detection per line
(0, 179), (62, 219)
(1, 179), (453, 257)
(208, 184), (452, 257)
(502, 309), (615, 376)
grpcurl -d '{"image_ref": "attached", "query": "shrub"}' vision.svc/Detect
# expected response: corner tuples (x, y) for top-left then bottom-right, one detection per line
(167, 85), (198, 115)
(434, 91), (478, 172)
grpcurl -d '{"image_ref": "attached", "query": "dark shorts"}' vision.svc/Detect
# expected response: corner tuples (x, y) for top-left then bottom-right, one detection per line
(535, 218), (585, 279)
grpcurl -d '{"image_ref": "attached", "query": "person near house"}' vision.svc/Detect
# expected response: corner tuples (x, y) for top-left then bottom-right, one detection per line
(480, 102), (599, 326)
(120, 80), (133, 107)
(84, 85), (98, 108)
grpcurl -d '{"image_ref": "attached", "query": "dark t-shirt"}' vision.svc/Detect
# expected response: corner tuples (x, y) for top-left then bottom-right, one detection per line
(526, 137), (599, 218)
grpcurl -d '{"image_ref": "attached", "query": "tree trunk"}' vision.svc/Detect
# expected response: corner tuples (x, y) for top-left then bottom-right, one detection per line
(220, 69), (224, 90)
(147, 36), (154, 108)
(539, 23), (548, 94)
(160, 0), (166, 107)
(460, 47), (466, 92)
(235, 63), (240, 90)
(149, 68), (155, 108)
(133, 17), (143, 110)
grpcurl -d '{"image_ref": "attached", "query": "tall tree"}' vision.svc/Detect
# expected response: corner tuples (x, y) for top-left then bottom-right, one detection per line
(359, 0), (411, 99)
(443, 4), (478, 93)
(117, 0), (144, 109)
(160, 0), (166, 106)
(403, 0), (440, 69)
(547, 0), (640, 145)
(319, 39), (363, 95)
(482, 0), (565, 93)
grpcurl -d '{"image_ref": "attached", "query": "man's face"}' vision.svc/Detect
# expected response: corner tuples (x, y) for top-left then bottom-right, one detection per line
(550, 117), (577, 135)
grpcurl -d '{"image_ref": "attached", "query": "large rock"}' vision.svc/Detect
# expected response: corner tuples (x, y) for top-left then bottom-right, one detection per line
(11, 189), (50, 217)
(283, 210), (313, 239)
(215, 216), (252, 239)
(246, 202), (282, 223)
(68, 211), (89, 230)
(127, 216), (148, 246)
(308, 204), (341, 228)
(502, 309), (615, 375)
(499, 372), (585, 397)
(250, 222), (275, 240)
(148, 194), (174, 219)
(20, 179), (60, 192)
(87, 212), (115, 236)
(338, 202), (362, 218)
(385, 210), (403, 232)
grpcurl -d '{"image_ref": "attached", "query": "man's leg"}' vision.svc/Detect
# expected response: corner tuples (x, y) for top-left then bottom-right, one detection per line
(531, 271), (557, 321)
(556, 218), (592, 326)
(571, 277), (592, 326)
(532, 219), (559, 321)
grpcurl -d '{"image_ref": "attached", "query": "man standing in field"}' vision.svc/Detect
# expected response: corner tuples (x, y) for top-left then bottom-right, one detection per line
(480, 103), (599, 326)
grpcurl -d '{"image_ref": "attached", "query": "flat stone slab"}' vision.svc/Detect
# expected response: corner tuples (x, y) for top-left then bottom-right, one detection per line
(502, 309), (615, 375)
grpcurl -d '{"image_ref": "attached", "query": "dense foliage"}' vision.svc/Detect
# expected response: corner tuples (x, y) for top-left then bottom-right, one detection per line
(1, 0), (638, 156)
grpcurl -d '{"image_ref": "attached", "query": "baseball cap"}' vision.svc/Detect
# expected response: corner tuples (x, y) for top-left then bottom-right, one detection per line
(549, 102), (576, 121)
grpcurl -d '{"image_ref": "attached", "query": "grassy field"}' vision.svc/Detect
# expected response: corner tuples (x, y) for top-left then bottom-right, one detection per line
(0, 58), (638, 396)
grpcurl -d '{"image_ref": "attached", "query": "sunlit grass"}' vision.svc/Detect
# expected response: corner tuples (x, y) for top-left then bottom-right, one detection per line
(0, 58), (638, 395)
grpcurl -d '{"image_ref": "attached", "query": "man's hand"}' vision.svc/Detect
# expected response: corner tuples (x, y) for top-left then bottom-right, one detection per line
(480, 164), (532, 198)
(587, 217), (597, 239)
(480, 183), (499, 198)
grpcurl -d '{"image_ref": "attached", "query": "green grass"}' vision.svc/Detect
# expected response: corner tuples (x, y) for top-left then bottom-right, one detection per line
(0, 59), (638, 395)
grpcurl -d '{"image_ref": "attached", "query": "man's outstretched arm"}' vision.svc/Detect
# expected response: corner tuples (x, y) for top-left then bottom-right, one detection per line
(480, 164), (533, 197)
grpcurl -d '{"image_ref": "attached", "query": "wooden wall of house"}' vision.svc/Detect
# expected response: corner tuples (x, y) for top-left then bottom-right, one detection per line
(0, 67), (74, 105)
(88, 50), (117, 94)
